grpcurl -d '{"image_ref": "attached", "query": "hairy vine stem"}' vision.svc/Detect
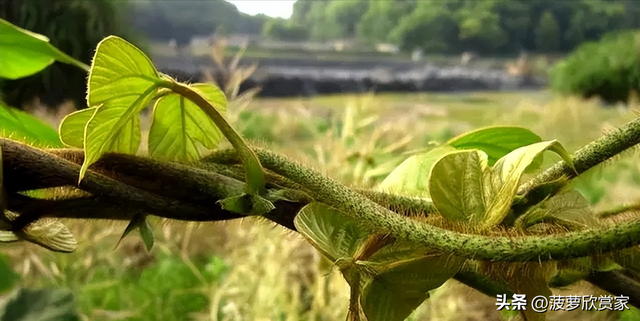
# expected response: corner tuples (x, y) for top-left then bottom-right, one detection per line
(203, 143), (640, 262)
(167, 82), (269, 201)
(6, 111), (640, 262)
(516, 115), (640, 213)
(5, 138), (640, 305)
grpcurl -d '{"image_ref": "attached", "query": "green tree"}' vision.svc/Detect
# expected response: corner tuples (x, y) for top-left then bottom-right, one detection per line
(389, 1), (459, 53)
(356, 0), (416, 44)
(262, 18), (308, 41)
(455, 1), (507, 53)
(535, 11), (560, 52)
(324, 0), (369, 39)
(290, 0), (318, 25)
(287, 0), (640, 55)
(549, 30), (640, 104)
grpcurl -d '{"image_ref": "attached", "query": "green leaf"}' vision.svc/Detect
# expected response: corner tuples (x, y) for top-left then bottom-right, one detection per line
(0, 144), (4, 215)
(613, 247), (640, 276)
(17, 218), (77, 253)
(148, 83), (227, 161)
(0, 18), (88, 79)
(516, 190), (599, 231)
(0, 231), (18, 243)
(0, 287), (81, 321)
(0, 254), (19, 294)
(115, 213), (153, 251)
(0, 102), (63, 148)
(360, 255), (463, 321)
(58, 107), (97, 148)
(447, 126), (542, 166)
(139, 218), (154, 251)
(73, 36), (169, 181)
(294, 202), (370, 262)
(296, 203), (464, 320)
(549, 257), (591, 287)
(428, 150), (489, 223)
(2, 210), (77, 253)
(378, 145), (456, 198)
(511, 262), (556, 321)
(217, 193), (276, 216)
(430, 141), (574, 227)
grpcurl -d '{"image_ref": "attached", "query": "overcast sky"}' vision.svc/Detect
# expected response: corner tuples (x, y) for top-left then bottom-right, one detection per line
(226, 0), (296, 18)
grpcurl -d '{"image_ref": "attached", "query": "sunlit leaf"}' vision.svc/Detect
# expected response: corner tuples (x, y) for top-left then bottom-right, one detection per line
(430, 141), (574, 227)
(360, 255), (463, 321)
(428, 150), (489, 223)
(296, 202), (465, 320)
(148, 83), (227, 161)
(71, 36), (169, 181)
(2, 211), (76, 253)
(58, 107), (97, 148)
(0, 145), (4, 215)
(0, 232), (18, 243)
(294, 202), (370, 262)
(0, 19), (88, 79)
(516, 190), (600, 231)
(0, 102), (63, 148)
(447, 126), (542, 166)
(378, 145), (456, 198)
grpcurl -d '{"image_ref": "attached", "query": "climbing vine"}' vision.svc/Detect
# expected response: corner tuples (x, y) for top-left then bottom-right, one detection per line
(2, 18), (640, 321)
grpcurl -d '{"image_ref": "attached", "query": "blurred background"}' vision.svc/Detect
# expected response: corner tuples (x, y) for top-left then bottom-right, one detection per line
(1, 0), (640, 320)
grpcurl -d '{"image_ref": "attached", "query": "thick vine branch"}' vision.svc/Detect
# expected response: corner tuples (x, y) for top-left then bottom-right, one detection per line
(0, 139), (299, 229)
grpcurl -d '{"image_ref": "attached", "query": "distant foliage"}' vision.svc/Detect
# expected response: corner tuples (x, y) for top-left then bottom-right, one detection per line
(0, 0), (135, 110)
(262, 18), (308, 41)
(288, 0), (640, 55)
(128, 0), (268, 45)
(549, 30), (640, 104)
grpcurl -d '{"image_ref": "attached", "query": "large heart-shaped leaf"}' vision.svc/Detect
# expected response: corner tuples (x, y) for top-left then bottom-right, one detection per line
(0, 19), (88, 79)
(430, 141), (574, 227)
(378, 145), (456, 198)
(294, 202), (370, 262)
(148, 83), (227, 161)
(58, 36), (168, 181)
(58, 107), (97, 148)
(360, 254), (463, 321)
(447, 126), (542, 166)
(428, 150), (489, 223)
(0, 102), (63, 148)
(296, 203), (464, 320)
